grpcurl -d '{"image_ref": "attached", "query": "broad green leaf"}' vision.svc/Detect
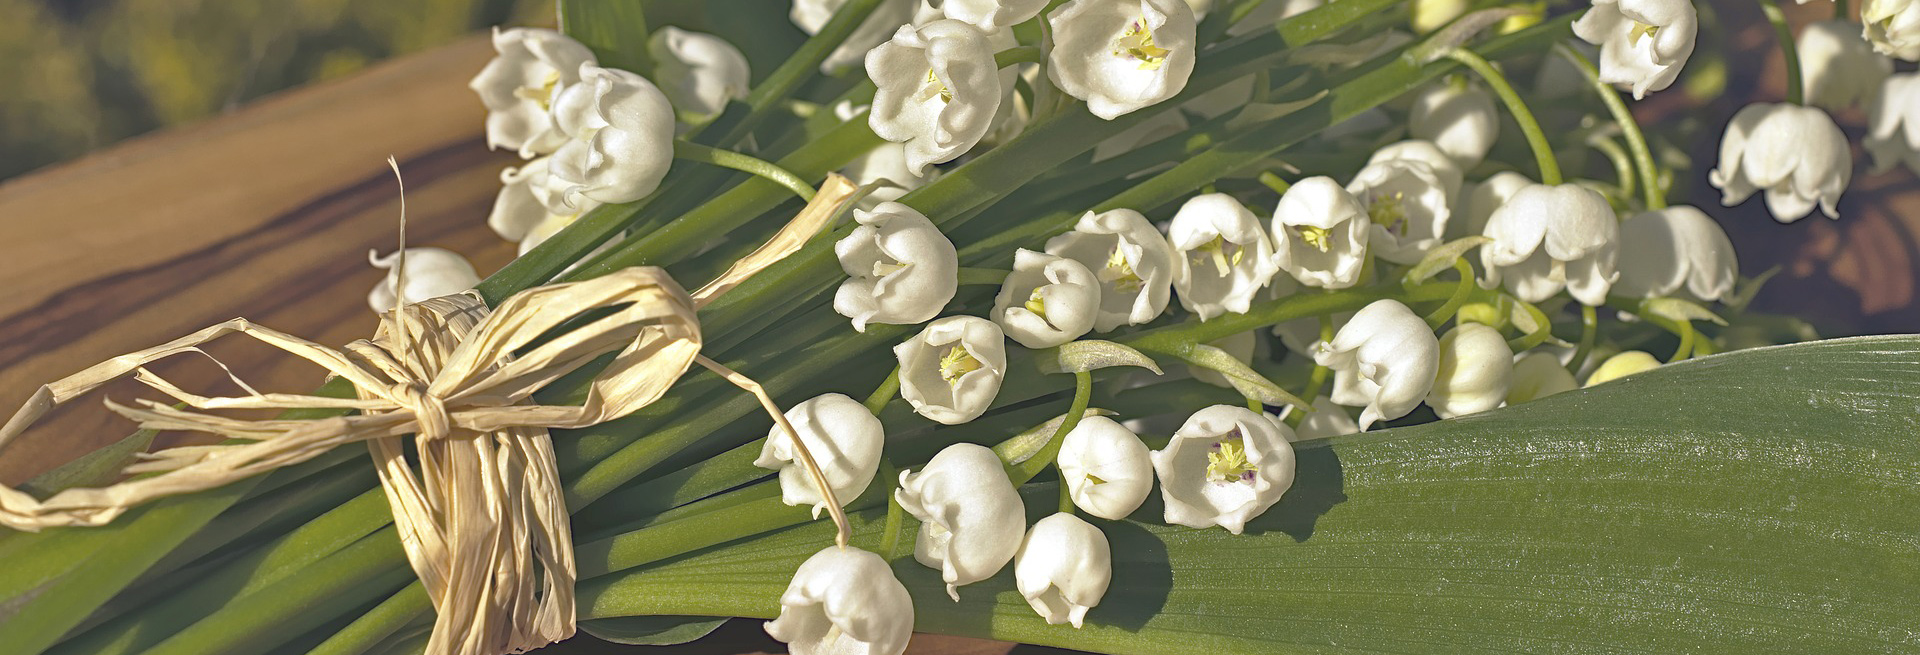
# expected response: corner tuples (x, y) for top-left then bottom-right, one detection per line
(1177, 343), (1310, 408)
(580, 615), (727, 646)
(580, 336), (1920, 653)
(18, 429), (155, 498)
(1038, 340), (1163, 376)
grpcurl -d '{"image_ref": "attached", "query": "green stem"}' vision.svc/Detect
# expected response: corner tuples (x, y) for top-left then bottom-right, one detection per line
(1570, 304), (1599, 372)
(1557, 44), (1663, 209)
(1759, 0), (1805, 105)
(1006, 371), (1095, 484)
(878, 486), (906, 559)
(957, 267), (1011, 286)
(864, 367), (901, 415)
(1423, 258), (1476, 328)
(1444, 47), (1561, 185)
(672, 141), (817, 201)
(1587, 134), (1637, 202)
(1505, 295), (1555, 352)
(1058, 473), (1076, 515)
(995, 45), (1044, 67)
(1286, 315), (1336, 428)
(1258, 171), (1292, 195)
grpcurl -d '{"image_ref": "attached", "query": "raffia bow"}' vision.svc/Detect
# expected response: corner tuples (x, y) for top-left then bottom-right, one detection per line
(0, 174), (858, 655)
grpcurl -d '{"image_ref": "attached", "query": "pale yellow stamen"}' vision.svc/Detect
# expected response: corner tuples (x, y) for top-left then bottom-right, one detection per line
(1085, 473), (1108, 485)
(514, 70), (562, 109)
(939, 345), (982, 384)
(871, 260), (908, 277)
(1630, 21), (1659, 45)
(1190, 236), (1245, 277)
(917, 68), (954, 103)
(1205, 435), (1257, 483)
(1023, 288), (1050, 320)
(1112, 19), (1171, 70)
(1368, 192), (1408, 234)
(1297, 225), (1333, 252)
(1099, 246), (1145, 293)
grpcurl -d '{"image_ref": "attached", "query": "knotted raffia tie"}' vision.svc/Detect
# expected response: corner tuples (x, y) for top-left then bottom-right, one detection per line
(0, 174), (859, 655)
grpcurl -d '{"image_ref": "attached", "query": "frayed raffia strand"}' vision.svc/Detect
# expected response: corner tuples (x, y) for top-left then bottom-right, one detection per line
(0, 173), (858, 655)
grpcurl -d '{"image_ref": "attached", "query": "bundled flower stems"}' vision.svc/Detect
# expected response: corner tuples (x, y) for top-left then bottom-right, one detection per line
(2, 0), (1918, 654)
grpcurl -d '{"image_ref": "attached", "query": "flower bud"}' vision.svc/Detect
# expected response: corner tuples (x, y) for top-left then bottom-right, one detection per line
(896, 316), (1007, 424)
(1057, 416), (1154, 519)
(1044, 209), (1176, 331)
(1614, 205), (1738, 303)
(1708, 102), (1851, 223)
(868, 19), (1004, 175)
(897, 443), (1026, 599)
(366, 248), (480, 312)
(1584, 350), (1662, 386)
(469, 27), (596, 157)
(648, 27), (750, 119)
(1015, 513), (1112, 627)
(754, 393), (886, 518)
(1314, 299), (1439, 429)
(545, 64), (676, 209)
(834, 202), (959, 331)
(1800, 20), (1893, 110)
(1479, 183), (1620, 306)
(1409, 81), (1499, 168)
(993, 249), (1102, 348)
(1571, 0), (1698, 99)
(766, 546), (914, 655)
(1272, 176), (1371, 289)
(1507, 350), (1577, 405)
(1047, 0), (1198, 119)
(1150, 405), (1296, 534)
(1428, 323), (1514, 419)
(1866, 72), (1920, 176)
(1862, 0), (1920, 61)
(1169, 193), (1280, 320)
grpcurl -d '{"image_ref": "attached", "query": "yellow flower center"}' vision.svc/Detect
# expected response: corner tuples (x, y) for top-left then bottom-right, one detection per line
(1190, 235), (1246, 277)
(1085, 472), (1108, 485)
(515, 70), (563, 109)
(1368, 192), (1408, 235)
(1024, 288), (1050, 320)
(938, 345), (982, 384)
(1113, 19), (1171, 70)
(1099, 246), (1145, 293)
(918, 68), (954, 104)
(1297, 225), (1333, 252)
(1206, 435), (1257, 483)
(1630, 21), (1659, 45)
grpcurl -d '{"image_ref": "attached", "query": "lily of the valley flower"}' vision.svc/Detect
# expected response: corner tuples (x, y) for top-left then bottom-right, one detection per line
(868, 19), (1004, 175)
(754, 393), (886, 518)
(1347, 143), (1458, 264)
(1585, 350), (1662, 386)
(944, 0), (1050, 30)
(1428, 323), (1514, 419)
(1277, 396), (1361, 441)
(648, 27), (751, 119)
(835, 102), (942, 207)
(1015, 513), (1112, 628)
(1272, 176), (1371, 289)
(993, 249), (1102, 348)
(366, 248), (481, 312)
(834, 202), (959, 331)
(1044, 209), (1176, 331)
(1862, 0), (1920, 61)
(469, 27), (596, 157)
(1571, 0), (1699, 99)
(1314, 299), (1440, 429)
(1048, 0), (1198, 119)
(545, 64), (676, 210)
(897, 443), (1026, 599)
(1169, 193), (1280, 320)
(489, 156), (605, 254)
(1150, 405), (1297, 534)
(1057, 416), (1155, 520)
(765, 546), (914, 655)
(1451, 171), (1533, 241)
(1409, 81), (1500, 168)
(1507, 350), (1577, 404)
(1480, 183), (1620, 306)
(896, 316), (1007, 424)
(1867, 73), (1920, 176)
(791, 0), (918, 73)
(1708, 102), (1852, 222)
(1800, 20), (1893, 111)
(1614, 205), (1739, 303)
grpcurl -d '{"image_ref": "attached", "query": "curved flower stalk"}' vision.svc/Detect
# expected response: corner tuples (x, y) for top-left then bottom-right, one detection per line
(469, 27), (596, 157)
(1044, 209), (1176, 331)
(1863, 0), (1920, 61)
(1409, 81), (1500, 168)
(867, 19), (1004, 175)
(1150, 405), (1297, 534)
(943, 0), (1050, 31)
(648, 26), (751, 120)
(1048, 0), (1199, 119)
(1614, 206), (1738, 303)
(1348, 142), (1458, 264)
(1057, 416), (1155, 520)
(1015, 513), (1113, 627)
(1866, 73), (1920, 176)
(897, 443), (1026, 599)
(1480, 183), (1620, 306)
(1585, 350), (1662, 386)
(1800, 20), (1892, 111)
(1272, 176), (1371, 289)
(1314, 299), (1440, 429)
(792, 0), (919, 73)
(834, 202), (960, 331)
(366, 248), (480, 312)
(1169, 193), (1280, 320)
(1707, 102), (1851, 222)
(1452, 171), (1532, 241)
(896, 316), (1007, 424)
(1277, 396), (1360, 441)
(1428, 323), (1514, 419)
(545, 64), (677, 210)
(754, 393), (885, 518)
(992, 249), (1102, 348)
(1571, 0), (1698, 99)
(765, 546), (914, 655)
(489, 156), (604, 254)
(1507, 350), (1578, 404)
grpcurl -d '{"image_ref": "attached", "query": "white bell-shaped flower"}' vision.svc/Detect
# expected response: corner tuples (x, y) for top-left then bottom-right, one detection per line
(1427, 323), (1514, 419)
(1313, 299), (1440, 429)
(1047, 0), (1198, 119)
(992, 249), (1102, 348)
(1866, 73), (1920, 176)
(1409, 81), (1500, 168)
(1272, 176), (1371, 290)
(1800, 20), (1893, 111)
(944, 0), (1050, 30)
(1584, 350), (1662, 386)
(469, 27), (597, 157)
(896, 442), (1026, 599)
(1451, 171), (1533, 240)
(1507, 350), (1577, 404)
(765, 545), (914, 655)
(754, 393), (886, 518)
(1276, 396), (1360, 441)
(1014, 513), (1112, 628)
(1614, 205), (1738, 303)
(1571, 0), (1698, 99)
(1863, 0), (1920, 61)
(648, 27), (751, 119)
(1346, 145), (1457, 265)
(1369, 140), (1465, 195)
(1479, 183), (1620, 306)
(489, 157), (605, 255)
(834, 202), (959, 331)
(835, 101), (943, 206)
(545, 64), (676, 210)
(791, 0), (919, 73)
(1044, 209), (1176, 331)
(1150, 405), (1296, 534)
(366, 248), (480, 312)
(896, 316), (1007, 424)
(1169, 193), (1280, 320)
(1707, 102), (1851, 223)
(867, 19), (1004, 175)
(1057, 416), (1154, 520)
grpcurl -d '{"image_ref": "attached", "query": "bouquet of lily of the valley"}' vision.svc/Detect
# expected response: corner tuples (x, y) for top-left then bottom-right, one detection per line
(3, 0), (1918, 654)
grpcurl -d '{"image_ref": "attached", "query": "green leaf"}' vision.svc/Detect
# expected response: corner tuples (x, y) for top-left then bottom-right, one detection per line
(17, 429), (155, 497)
(1038, 340), (1164, 376)
(580, 615), (728, 646)
(581, 336), (1920, 653)
(1176, 343), (1310, 408)
(558, 0), (654, 74)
